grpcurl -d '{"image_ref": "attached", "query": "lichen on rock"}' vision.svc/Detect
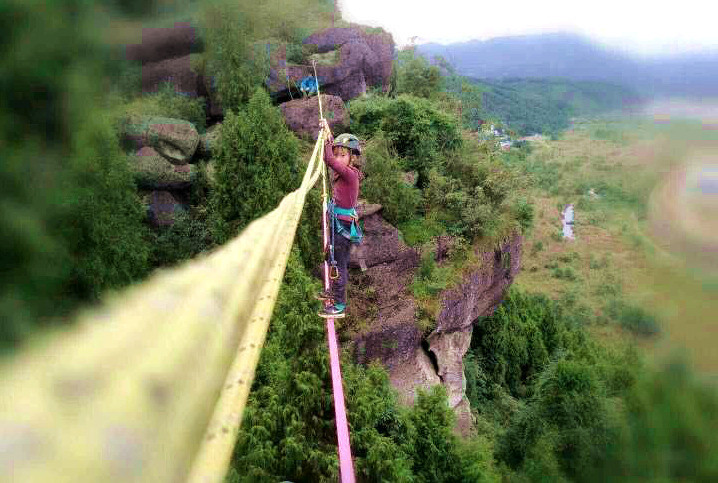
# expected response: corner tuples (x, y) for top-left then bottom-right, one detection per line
(130, 146), (196, 190)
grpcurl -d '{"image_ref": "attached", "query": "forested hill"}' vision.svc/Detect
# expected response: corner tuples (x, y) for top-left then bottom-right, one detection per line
(460, 77), (640, 136)
(419, 32), (718, 97)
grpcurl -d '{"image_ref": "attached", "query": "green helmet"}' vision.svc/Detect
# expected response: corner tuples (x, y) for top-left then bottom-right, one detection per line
(334, 133), (361, 155)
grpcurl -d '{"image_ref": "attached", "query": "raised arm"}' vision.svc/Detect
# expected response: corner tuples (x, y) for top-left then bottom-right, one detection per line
(320, 119), (355, 179)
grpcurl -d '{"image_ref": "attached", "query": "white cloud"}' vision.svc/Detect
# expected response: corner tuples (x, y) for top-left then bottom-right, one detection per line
(338, 0), (718, 55)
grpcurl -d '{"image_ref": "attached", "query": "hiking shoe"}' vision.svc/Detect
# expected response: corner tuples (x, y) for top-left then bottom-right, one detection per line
(314, 290), (334, 302)
(318, 304), (346, 318)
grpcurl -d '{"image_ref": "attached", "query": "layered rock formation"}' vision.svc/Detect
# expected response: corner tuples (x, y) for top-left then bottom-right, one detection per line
(279, 94), (348, 140)
(268, 26), (395, 102)
(125, 22), (221, 117)
(122, 116), (216, 227)
(348, 205), (522, 436)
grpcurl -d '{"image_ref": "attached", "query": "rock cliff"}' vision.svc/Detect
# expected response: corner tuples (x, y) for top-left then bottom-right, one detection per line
(348, 204), (522, 435)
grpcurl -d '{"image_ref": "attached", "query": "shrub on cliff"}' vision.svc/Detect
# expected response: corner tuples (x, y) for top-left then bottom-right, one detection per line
(200, 3), (270, 110)
(210, 88), (301, 243)
(361, 134), (422, 225)
(394, 47), (443, 99)
(349, 95), (462, 185)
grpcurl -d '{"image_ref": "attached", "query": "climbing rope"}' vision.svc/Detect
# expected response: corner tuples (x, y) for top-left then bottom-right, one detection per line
(315, 59), (356, 483)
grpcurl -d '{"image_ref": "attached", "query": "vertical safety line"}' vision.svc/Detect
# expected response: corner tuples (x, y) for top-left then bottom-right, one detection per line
(316, 59), (356, 483)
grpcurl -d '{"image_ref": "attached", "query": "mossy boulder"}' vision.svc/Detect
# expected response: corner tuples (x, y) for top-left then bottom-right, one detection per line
(141, 190), (183, 227)
(131, 147), (196, 190)
(123, 116), (200, 164)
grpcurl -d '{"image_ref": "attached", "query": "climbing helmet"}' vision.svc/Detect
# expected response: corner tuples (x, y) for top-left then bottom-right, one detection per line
(334, 133), (361, 155)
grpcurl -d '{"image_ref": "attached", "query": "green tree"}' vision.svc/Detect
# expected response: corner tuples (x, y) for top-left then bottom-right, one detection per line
(350, 95), (462, 184)
(600, 361), (718, 481)
(1, 0), (152, 350)
(210, 88), (301, 243)
(361, 134), (422, 225)
(395, 47), (442, 99)
(200, 3), (270, 111)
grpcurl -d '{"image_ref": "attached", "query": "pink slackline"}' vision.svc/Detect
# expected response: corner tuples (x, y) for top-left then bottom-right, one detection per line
(322, 171), (356, 483)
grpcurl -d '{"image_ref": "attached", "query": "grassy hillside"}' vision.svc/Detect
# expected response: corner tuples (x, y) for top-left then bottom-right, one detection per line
(457, 77), (640, 136)
(508, 113), (718, 378)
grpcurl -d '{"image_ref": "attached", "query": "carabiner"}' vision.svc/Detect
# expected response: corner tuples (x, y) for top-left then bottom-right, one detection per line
(330, 262), (340, 280)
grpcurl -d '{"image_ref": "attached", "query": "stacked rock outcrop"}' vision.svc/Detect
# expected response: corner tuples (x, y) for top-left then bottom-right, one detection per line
(122, 117), (220, 227)
(269, 26), (395, 104)
(125, 22), (222, 118)
(348, 203), (522, 437)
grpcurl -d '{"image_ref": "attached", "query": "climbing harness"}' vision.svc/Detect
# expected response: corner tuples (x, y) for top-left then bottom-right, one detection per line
(329, 200), (364, 244)
(314, 60), (356, 483)
(327, 201), (362, 280)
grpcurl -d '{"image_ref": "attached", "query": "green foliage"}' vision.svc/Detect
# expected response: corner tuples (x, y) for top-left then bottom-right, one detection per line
(361, 135), (422, 225)
(406, 386), (464, 482)
(603, 299), (660, 336)
(411, 250), (457, 299)
(513, 197), (535, 231)
(496, 354), (718, 482)
(342, 362), (415, 482)
(471, 291), (560, 398)
(347, 91), (526, 244)
(552, 265), (580, 282)
(600, 361), (718, 480)
(424, 168), (505, 239)
(293, 187), (323, 271)
(464, 352), (494, 411)
(200, 4), (270, 111)
(286, 43), (319, 65)
(199, 0), (334, 111)
(231, 250), (500, 481)
(466, 289), (712, 482)
(349, 95), (462, 182)
(230, 250), (336, 482)
(499, 358), (618, 479)
(59, 117), (152, 301)
(149, 209), (213, 268)
(210, 88), (301, 243)
(468, 78), (639, 136)
(395, 48), (443, 99)
(0, 0), (152, 350)
(443, 76), (485, 129)
(115, 82), (207, 138)
(398, 215), (446, 247)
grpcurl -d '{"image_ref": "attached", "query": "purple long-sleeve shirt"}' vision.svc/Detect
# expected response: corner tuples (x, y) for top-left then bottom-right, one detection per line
(324, 139), (361, 221)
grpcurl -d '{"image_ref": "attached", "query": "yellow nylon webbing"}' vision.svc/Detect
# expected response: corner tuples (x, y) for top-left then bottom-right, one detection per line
(0, 130), (326, 483)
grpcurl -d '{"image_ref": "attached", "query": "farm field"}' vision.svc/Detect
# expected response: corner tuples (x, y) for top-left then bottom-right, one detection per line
(511, 100), (718, 381)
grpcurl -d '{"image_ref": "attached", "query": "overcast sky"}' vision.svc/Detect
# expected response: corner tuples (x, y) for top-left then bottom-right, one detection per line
(339, 0), (718, 56)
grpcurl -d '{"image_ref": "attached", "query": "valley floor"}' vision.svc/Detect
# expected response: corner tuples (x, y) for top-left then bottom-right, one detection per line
(511, 102), (718, 381)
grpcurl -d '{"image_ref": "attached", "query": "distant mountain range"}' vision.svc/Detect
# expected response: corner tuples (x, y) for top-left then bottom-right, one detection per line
(417, 33), (718, 97)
